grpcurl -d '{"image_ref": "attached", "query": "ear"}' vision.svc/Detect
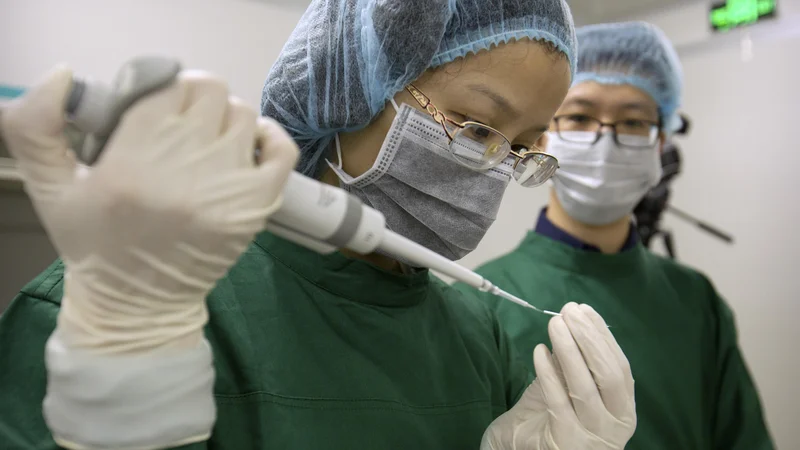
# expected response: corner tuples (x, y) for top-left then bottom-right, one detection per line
(658, 131), (666, 154)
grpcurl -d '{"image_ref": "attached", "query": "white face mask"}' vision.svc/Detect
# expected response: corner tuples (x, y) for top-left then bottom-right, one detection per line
(546, 131), (662, 226)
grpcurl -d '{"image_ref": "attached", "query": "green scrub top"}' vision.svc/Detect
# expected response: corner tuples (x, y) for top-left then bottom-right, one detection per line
(0, 233), (529, 449)
(454, 231), (774, 450)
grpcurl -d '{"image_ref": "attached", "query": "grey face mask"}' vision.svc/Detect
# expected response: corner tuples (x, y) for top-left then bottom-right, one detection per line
(327, 102), (512, 262)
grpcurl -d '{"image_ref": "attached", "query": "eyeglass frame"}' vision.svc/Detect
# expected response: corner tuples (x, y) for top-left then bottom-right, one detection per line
(404, 84), (558, 174)
(551, 115), (662, 148)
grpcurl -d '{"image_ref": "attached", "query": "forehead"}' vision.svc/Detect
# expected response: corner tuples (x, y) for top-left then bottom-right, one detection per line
(562, 81), (659, 116)
(426, 40), (572, 123)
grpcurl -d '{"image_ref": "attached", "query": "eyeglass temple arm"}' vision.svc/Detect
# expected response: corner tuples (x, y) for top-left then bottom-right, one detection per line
(405, 85), (456, 140)
(405, 85), (430, 108)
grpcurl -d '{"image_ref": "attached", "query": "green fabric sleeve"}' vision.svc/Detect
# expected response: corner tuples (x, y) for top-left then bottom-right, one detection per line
(0, 261), (209, 450)
(0, 293), (61, 449)
(453, 285), (531, 407)
(710, 289), (775, 450)
(493, 313), (533, 406)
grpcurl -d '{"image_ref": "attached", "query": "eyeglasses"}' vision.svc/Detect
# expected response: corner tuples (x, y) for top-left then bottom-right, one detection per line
(405, 84), (559, 188)
(552, 115), (660, 148)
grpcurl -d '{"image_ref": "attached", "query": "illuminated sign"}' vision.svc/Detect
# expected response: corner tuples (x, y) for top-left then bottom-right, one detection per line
(710, 0), (777, 31)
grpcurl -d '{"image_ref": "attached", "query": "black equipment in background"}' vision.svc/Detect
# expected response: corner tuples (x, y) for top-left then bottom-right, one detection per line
(633, 114), (734, 259)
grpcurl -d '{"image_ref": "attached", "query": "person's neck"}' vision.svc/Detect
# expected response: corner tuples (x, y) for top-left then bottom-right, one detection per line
(545, 189), (632, 254)
(319, 167), (404, 273)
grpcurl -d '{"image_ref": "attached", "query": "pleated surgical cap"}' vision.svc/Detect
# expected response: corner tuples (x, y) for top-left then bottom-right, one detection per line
(262, 0), (577, 177)
(574, 22), (683, 131)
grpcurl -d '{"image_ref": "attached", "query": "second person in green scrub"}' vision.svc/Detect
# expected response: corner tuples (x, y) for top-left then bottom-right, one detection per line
(0, 1), (638, 449)
(455, 21), (775, 450)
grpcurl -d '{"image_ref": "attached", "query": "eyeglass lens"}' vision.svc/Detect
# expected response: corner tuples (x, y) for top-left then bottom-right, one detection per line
(449, 123), (511, 170)
(557, 116), (659, 147)
(446, 122), (558, 187)
(512, 153), (559, 187)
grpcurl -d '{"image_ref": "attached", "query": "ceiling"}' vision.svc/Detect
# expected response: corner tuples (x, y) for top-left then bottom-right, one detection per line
(244, 0), (708, 26)
(567, 0), (706, 25)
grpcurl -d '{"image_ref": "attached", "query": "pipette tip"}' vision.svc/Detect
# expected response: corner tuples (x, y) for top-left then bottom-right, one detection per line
(491, 287), (561, 317)
(490, 287), (614, 327)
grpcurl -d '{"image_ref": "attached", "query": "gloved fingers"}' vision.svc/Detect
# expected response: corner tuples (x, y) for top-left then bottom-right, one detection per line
(580, 304), (636, 411)
(550, 352), (569, 395)
(253, 116), (299, 197)
(220, 96), (258, 169)
(1, 65), (77, 186)
(561, 303), (631, 423)
(254, 117), (298, 165)
(114, 72), (189, 143)
(548, 305), (609, 426)
(179, 71), (229, 142)
(532, 343), (579, 423)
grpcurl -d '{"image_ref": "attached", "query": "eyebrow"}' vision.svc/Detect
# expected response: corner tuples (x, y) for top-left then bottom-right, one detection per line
(560, 98), (596, 109)
(619, 102), (659, 118)
(467, 84), (521, 117)
(562, 98), (659, 120)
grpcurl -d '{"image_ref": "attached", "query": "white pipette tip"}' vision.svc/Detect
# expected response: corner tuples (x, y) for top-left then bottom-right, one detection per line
(491, 286), (562, 317)
(493, 288), (613, 328)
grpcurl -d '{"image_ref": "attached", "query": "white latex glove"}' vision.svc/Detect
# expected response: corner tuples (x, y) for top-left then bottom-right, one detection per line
(2, 65), (297, 353)
(482, 303), (636, 450)
(1, 65), (298, 449)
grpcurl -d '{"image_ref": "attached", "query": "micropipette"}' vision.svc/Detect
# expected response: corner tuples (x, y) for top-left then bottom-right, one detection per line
(0, 56), (559, 317)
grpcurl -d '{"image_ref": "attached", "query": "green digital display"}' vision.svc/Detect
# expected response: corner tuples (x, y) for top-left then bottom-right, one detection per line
(710, 0), (777, 31)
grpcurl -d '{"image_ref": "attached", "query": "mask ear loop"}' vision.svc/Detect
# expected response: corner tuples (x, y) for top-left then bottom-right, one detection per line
(332, 133), (344, 169)
(330, 97), (399, 171)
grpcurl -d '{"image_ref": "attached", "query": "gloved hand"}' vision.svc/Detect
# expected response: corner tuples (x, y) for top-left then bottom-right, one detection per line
(1, 65), (298, 449)
(482, 303), (636, 450)
(2, 65), (298, 353)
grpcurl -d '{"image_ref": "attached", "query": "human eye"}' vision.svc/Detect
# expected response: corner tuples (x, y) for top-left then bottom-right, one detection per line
(557, 114), (597, 131)
(620, 118), (649, 129)
(564, 114), (592, 124)
(450, 113), (495, 142)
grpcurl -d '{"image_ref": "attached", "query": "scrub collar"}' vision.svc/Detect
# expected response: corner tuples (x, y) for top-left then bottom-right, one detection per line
(254, 232), (431, 308)
(518, 231), (646, 279)
(534, 208), (640, 253)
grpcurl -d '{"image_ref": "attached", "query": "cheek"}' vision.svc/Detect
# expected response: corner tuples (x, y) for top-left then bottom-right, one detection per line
(536, 133), (549, 149)
(336, 104), (397, 177)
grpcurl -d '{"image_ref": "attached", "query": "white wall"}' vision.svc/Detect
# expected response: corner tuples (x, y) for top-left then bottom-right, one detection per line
(0, 0), (306, 306)
(0, 0), (305, 108)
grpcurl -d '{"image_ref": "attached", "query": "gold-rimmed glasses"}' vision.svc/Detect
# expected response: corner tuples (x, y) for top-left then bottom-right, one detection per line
(405, 84), (558, 187)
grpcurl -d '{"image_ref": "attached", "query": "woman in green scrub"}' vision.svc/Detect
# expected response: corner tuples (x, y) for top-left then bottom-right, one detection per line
(456, 21), (775, 450)
(0, 1), (637, 449)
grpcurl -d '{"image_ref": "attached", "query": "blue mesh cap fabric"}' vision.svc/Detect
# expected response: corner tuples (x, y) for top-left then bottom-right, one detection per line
(573, 21), (683, 131)
(262, 0), (577, 177)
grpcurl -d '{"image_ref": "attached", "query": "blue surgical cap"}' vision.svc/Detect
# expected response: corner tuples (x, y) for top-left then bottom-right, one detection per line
(574, 21), (683, 131)
(262, 0), (577, 177)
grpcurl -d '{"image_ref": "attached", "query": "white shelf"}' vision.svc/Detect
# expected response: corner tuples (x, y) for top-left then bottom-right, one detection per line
(0, 158), (23, 190)
(0, 158), (20, 180)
